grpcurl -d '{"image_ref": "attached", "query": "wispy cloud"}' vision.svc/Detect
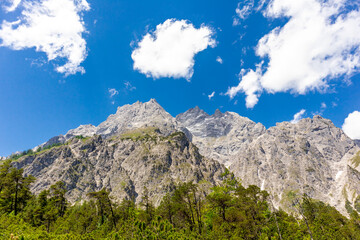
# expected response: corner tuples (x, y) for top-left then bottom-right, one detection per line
(208, 91), (215, 100)
(228, 0), (360, 108)
(108, 88), (119, 98)
(3, 0), (22, 12)
(0, 0), (90, 76)
(233, 0), (266, 26)
(216, 56), (223, 64)
(235, 0), (254, 20)
(131, 19), (216, 80)
(312, 102), (327, 116)
(291, 109), (306, 124)
(124, 81), (136, 91)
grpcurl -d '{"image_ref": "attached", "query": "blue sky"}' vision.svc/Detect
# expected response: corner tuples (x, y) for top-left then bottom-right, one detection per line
(1, 0), (360, 156)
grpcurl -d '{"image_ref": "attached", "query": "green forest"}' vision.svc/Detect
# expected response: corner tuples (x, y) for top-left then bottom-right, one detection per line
(1, 160), (360, 240)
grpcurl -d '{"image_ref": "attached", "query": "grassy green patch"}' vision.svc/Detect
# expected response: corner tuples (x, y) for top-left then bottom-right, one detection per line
(8, 142), (65, 161)
(355, 196), (360, 212)
(351, 151), (360, 168)
(120, 127), (159, 141)
(74, 135), (91, 142)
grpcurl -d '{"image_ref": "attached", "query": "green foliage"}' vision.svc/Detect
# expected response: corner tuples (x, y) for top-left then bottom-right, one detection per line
(74, 135), (91, 142)
(355, 196), (360, 212)
(8, 149), (34, 161)
(0, 161), (35, 215)
(8, 143), (65, 161)
(36, 143), (64, 154)
(1, 164), (360, 239)
(351, 151), (360, 168)
(120, 127), (160, 142)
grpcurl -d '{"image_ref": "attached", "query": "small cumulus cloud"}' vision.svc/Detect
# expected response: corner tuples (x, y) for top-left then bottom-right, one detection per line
(291, 109), (306, 124)
(312, 102), (327, 116)
(321, 102), (327, 109)
(0, 0), (90, 76)
(131, 19), (216, 80)
(342, 111), (360, 139)
(208, 91), (215, 100)
(226, 64), (262, 108)
(228, 0), (360, 108)
(216, 56), (223, 64)
(108, 88), (119, 98)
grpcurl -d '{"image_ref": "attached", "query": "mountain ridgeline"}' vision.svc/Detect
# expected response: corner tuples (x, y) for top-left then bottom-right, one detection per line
(7, 99), (360, 218)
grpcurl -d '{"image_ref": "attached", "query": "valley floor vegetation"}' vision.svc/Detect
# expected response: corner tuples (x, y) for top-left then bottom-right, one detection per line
(1, 160), (360, 240)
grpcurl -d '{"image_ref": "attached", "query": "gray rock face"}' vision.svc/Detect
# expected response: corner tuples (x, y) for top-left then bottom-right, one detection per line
(227, 116), (360, 215)
(14, 130), (224, 205)
(68, 99), (177, 139)
(176, 108), (266, 167)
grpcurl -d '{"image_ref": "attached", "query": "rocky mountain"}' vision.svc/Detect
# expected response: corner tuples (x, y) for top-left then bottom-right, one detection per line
(176, 106), (360, 215)
(38, 99), (191, 149)
(10, 99), (360, 216)
(14, 128), (224, 205)
(229, 116), (360, 215)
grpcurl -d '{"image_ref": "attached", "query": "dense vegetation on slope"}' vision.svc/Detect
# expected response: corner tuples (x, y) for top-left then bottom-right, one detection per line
(1, 161), (360, 239)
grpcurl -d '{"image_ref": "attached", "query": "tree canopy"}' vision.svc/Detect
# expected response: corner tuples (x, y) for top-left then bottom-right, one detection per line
(1, 162), (360, 239)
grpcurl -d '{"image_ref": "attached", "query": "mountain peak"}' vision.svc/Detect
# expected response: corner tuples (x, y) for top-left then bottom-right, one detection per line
(148, 98), (158, 104)
(213, 109), (223, 117)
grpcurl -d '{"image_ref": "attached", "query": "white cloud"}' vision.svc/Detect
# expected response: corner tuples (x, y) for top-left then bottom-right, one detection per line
(4, 0), (22, 12)
(216, 56), (223, 64)
(226, 64), (262, 108)
(312, 102), (327, 116)
(208, 91), (215, 100)
(0, 0), (90, 76)
(235, 0), (254, 20)
(291, 109), (306, 124)
(124, 81), (136, 91)
(232, 18), (240, 26)
(131, 19), (216, 80)
(108, 88), (119, 98)
(228, 0), (360, 108)
(321, 102), (327, 109)
(342, 111), (360, 139)
(233, 0), (266, 26)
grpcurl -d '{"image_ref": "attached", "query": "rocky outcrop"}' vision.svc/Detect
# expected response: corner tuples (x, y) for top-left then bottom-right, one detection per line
(14, 128), (224, 205)
(176, 107), (266, 167)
